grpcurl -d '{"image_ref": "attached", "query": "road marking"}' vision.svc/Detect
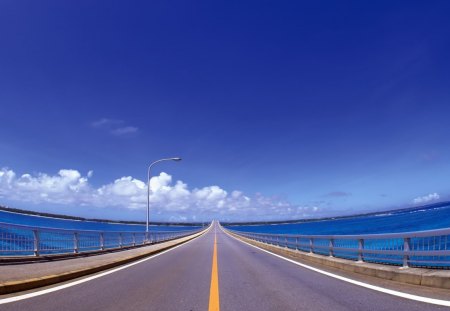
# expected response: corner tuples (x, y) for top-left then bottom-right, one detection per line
(222, 227), (450, 307)
(0, 227), (211, 305)
(208, 227), (220, 311)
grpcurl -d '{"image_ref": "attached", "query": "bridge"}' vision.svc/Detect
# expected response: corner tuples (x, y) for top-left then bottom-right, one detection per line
(0, 221), (449, 310)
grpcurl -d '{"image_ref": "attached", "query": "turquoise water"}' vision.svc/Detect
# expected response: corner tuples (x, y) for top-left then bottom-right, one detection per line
(1, 204), (450, 235)
(0, 210), (200, 232)
(0, 210), (202, 256)
(225, 204), (450, 268)
(225, 204), (450, 235)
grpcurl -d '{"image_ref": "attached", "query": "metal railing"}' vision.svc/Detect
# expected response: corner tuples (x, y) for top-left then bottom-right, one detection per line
(0, 221), (203, 257)
(225, 227), (450, 268)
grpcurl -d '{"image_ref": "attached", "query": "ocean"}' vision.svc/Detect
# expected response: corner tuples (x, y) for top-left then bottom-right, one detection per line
(225, 204), (450, 235)
(1, 203), (450, 235)
(0, 210), (200, 232)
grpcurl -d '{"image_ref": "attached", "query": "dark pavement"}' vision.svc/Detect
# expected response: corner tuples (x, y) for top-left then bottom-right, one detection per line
(0, 222), (448, 310)
(0, 231), (205, 284)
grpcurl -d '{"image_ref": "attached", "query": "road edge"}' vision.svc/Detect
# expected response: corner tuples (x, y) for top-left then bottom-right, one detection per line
(222, 227), (450, 307)
(0, 228), (208, 295)
(224, 230), (450, 290)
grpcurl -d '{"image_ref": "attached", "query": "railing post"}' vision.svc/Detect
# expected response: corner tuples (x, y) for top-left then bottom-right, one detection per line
(33, 229), (40, 257)
(73, 232), (79, 254)
(403, 237), (411, 268)
(309, 238), (314, 253)
(329, 238), (334, 257)
(119, 233), (123, 248)
(357, 239), (364, 262)
(100, 232), (105, 250)
(285, 236), (288, 248)
(132, 233), (136, 246)
(295, 236), (299, 251)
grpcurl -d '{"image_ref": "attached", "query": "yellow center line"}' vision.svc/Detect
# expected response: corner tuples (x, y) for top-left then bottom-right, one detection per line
(208, 229), (220, 311)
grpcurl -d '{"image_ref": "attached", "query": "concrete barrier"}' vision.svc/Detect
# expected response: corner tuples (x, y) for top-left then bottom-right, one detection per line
(229, 231), (450, 290)
(0, 229), (207, 295)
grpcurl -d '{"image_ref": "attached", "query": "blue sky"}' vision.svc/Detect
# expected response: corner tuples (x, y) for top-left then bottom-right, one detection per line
(1, 1), (450, 222)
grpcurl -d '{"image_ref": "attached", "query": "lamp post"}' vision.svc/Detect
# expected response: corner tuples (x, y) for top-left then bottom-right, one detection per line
(146, 157), (182, 242)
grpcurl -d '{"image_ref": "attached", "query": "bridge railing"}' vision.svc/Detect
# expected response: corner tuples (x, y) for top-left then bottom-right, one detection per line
(225, 227), (450, 268)
(0, 221), (202, 257)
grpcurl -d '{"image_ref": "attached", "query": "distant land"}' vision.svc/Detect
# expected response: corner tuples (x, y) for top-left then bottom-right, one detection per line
(1, 201), (449, 227)
(0, 205), (204, 227)
(221, 201), (450, 226)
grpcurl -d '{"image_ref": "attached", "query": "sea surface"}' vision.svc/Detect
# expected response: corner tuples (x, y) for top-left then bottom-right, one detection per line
(226, 204), (450, 235)
(1, 204), (450, 235)
(0, 210), (201, 232)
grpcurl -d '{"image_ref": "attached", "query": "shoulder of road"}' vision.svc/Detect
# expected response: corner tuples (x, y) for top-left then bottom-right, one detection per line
(0, 229), (206, 295)
(226, 231), (450, 292)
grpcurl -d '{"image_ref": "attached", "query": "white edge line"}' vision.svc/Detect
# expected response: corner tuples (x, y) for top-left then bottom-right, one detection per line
(221, 227), (450, 307)
(0, 226), (211, 305)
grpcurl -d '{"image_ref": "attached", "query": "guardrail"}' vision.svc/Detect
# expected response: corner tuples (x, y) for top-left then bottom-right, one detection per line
(226, 227), (450, 268)
(0, 221), (203, 257)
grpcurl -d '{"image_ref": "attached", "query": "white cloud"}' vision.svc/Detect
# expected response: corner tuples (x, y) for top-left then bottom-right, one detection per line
(413, 193), (440, 205)
(0, 167), (321, 221)
(0, 168), (91, 205)
(91, 118), (139, 137)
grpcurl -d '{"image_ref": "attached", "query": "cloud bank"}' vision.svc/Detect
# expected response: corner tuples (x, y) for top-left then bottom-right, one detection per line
(413, 193), (440, 205)
(0, 167), (320, 221)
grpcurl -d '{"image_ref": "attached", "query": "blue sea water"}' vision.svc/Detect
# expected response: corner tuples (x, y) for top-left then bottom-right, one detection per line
(0, 210), (200, 232)
(1, 204), (450, 235)
(226, 204), (450, 235)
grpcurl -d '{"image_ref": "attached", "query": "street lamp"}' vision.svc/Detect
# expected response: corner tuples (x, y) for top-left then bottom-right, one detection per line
(146, 157), (182, 242)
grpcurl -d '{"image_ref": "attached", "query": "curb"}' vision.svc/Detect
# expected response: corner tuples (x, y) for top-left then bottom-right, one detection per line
(0, 230), (206, 295)
(229, 232), (450, 290)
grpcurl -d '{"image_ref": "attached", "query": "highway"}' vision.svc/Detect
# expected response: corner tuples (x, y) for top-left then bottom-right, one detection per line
(0, 222), (448, 311)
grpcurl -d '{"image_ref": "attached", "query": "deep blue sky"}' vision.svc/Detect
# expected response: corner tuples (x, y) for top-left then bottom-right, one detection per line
(1, 1), (450, 221)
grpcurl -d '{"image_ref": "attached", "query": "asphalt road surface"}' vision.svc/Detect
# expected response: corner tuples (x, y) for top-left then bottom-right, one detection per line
(1, 222), (448, 311)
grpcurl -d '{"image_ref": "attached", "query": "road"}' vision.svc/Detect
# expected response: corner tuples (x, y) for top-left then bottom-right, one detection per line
(0, 222), (448, 310)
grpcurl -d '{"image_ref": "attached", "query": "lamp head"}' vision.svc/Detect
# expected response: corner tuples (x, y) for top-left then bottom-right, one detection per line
(172, 157), (182, 161)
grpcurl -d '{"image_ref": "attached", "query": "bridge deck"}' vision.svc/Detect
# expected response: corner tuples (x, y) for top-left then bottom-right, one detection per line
(0, 222), (449, 310)
(0, 232), (201, 284)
